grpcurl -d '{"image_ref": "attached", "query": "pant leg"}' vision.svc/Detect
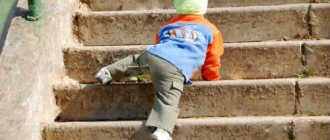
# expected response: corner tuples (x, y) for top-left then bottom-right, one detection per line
(146, 53), (185, 134)
(104, 51), (148, 81)
(105, 51), (184, 133)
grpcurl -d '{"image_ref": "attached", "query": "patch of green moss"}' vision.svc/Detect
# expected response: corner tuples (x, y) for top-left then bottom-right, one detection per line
(137, 75), (150, 82)
(307, 112), (323, 116)
(295, 67), (316, 78)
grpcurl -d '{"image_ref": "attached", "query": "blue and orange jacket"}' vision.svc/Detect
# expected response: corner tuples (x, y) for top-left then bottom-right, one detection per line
(147, 14), (224, 84)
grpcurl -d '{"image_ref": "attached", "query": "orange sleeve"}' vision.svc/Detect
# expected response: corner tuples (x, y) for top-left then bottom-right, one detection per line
(201, 31), (224, 80)
(155, 32), (160, 44)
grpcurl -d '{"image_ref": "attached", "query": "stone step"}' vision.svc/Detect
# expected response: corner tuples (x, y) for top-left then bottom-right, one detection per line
(73, 4), (330, 46)
(81, 0), (311, 11)
(64, 40), (330, 83)
(53, 78), (330, 121)
(311, 4), (330, 39)
(43, 116), (330, 140)
(303, 40), (330, 77)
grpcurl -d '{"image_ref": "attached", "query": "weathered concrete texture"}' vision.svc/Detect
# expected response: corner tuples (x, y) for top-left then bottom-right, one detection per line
(0, 0), (77, 139)
(310, 4), (330, 39)
(81, 0), (172, 11)
(174, 117), (292, 140)
(220, 41), (303, 80)
(210, 0), (310, 8)
(54, 79), (296, 121)
(64, 41), (304, 83)
(304, 40), (330, 77)
(73, 11), (173, 46)
(74, 4), (309, 45)
(80, 0), (310, 11)
(298, 78), (330, 116)
(42, 117), (330, 140)
(294, 117), (330, 140)
(63, 46), (146, 83)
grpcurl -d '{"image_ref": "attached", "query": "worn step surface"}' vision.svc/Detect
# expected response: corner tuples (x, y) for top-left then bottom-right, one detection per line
(64, 40), (330, 83)
(74, 4), (315, 45)
(54, 78), (330, 121)
(310, 4), (330, 41)
(81, 0), (311, 11)
(65, 41), (305, 83)
(43, 116), (330, 140)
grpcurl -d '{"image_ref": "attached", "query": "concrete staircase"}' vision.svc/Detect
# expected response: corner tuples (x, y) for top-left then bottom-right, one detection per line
(43, 0), (330, 140)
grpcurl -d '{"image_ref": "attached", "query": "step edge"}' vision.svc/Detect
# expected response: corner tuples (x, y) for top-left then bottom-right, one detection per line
(76, 3), (311, 15)
(43, 116), (330, 128)
(65, 40), (330, 50)
(53, 78), (330, 91)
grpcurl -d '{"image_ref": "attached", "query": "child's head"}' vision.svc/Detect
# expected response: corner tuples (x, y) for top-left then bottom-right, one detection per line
(173, 0), (208, 15)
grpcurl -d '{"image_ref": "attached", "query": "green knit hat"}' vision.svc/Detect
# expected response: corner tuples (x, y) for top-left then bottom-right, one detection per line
(173, 0), (208, 15)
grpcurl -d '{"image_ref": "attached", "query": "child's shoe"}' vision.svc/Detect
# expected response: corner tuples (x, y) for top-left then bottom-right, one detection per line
(151, 128), (172, 140)
(95, 67), (112, 85)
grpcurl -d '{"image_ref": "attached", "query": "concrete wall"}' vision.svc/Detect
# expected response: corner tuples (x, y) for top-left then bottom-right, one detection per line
(0, 0), (76, 139)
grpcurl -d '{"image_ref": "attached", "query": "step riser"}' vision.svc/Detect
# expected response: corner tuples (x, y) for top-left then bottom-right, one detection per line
(298, 79), (330, 115)
(304, 41), (330, 77)
(82, 0), (310, 11)
(43, 117), (330, 140)
(65, 42), (306, 83)
(74, 4), (313, 46)
(311, 4), (330, 38)
(64, 46), (146, 83)
(55, 80), (297, 121)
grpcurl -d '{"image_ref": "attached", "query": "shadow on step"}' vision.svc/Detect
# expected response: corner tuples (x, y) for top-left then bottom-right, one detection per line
(130, 122), (157, 140)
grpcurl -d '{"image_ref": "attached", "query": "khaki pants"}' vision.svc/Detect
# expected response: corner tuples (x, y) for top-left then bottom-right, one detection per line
(105, 51), (184, 134)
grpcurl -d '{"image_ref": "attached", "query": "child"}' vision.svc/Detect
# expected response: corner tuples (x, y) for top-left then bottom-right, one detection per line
(95, 0), (224, 139)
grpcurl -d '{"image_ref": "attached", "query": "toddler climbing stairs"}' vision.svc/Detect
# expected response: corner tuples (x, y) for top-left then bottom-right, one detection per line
(43, 0), (330, 139)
